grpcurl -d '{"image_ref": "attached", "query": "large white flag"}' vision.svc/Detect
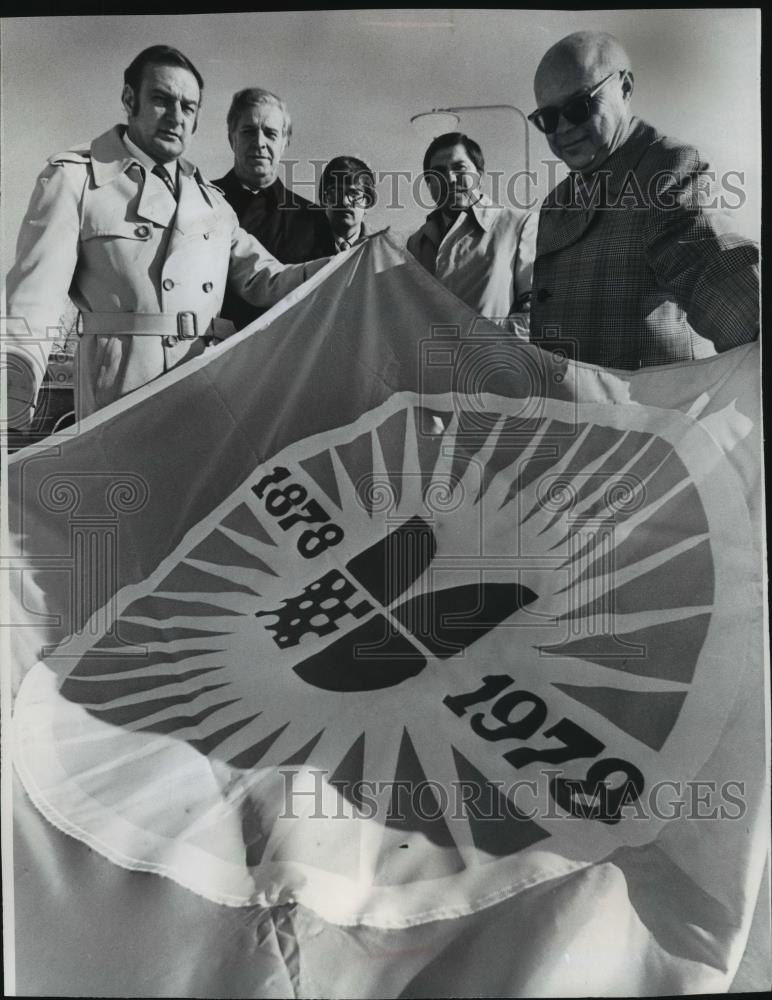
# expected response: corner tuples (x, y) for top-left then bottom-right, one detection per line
(6, 234), (768, 996)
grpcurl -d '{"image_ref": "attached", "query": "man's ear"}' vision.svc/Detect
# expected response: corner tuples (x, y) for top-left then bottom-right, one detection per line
(621, 70), (635, 102)
(121, 83), (136, 118)
(227, 129), (235, 152)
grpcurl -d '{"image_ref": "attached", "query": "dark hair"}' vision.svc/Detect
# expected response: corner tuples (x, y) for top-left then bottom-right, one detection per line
(226, 88), (291, 140)
(422, 132), (484, 175)
(123, 45), (204, 96)
(319, 155), (376, 207)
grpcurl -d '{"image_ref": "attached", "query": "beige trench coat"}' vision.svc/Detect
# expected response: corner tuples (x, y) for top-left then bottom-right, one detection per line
(5, 125), (327, 422)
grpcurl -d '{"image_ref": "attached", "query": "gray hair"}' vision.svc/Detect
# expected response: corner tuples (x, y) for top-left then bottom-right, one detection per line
(226, 87), (292, 140)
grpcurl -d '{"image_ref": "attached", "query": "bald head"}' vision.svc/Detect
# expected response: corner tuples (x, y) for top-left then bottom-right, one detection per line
(535, 31), (631, 96)
(533, 31), (634, 173)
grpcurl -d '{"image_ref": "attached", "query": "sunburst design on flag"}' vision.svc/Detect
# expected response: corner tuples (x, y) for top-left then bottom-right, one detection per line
(13, 391), (753, 924)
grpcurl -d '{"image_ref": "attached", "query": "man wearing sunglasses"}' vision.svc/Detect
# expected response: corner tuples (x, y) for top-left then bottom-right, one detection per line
(528, 30), (759, 369)
(407, 132), (537, 332)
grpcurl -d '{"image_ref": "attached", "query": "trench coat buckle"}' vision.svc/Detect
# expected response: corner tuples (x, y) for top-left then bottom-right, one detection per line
(176, 311), (198, 340)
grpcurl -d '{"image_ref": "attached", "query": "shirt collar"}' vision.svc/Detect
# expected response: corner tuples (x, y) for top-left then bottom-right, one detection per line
(424, 192), (494, 245)
(237, 175), (282, 201)
(332, 222), (369, 253)
(467, 193), (494, 231)
(88, 125), (197, 188)
(123, 131), (178, 181)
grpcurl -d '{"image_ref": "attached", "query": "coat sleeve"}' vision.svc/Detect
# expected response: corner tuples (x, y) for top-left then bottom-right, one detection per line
(642, 144), (759, 351)
(4, 159), (84, 429)
(226, 219), (330, 308)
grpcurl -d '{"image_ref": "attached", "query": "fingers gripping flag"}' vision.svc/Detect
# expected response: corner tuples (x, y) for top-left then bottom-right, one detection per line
(6, 234), (768, 996)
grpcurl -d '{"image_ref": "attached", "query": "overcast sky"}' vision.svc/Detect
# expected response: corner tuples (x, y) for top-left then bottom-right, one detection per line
(0, 8), (761, 261)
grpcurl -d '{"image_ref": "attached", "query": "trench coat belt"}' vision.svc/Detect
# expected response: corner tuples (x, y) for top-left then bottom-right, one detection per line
(79, 310), (216, 340)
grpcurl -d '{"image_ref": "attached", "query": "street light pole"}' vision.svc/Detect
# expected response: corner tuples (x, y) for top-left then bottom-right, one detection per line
(409, 104), (532, 208)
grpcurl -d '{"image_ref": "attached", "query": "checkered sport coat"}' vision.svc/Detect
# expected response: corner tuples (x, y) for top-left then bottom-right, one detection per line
(529, 118), (759, 369)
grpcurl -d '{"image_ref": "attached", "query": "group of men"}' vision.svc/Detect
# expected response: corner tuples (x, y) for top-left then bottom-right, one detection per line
(3, 30), (759, 431)
(210, 90), (377, 329)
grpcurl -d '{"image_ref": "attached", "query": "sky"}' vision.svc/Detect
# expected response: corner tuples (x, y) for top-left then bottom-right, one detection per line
(0, 8), (761, 261)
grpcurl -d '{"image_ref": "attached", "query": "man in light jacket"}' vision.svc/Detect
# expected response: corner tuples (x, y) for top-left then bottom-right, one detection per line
(4, 45), (330, 428)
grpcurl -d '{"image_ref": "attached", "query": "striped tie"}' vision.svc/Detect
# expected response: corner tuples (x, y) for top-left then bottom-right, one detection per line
(152, 164), (178, 200)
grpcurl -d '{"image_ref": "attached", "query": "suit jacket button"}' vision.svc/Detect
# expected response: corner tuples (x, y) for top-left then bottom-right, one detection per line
(202, 282), (213, 293)
(536, 288), (550, 303)
(163, 335), (178, 348)
(162, 278), (175, 291)
(135, 225), (150, 238)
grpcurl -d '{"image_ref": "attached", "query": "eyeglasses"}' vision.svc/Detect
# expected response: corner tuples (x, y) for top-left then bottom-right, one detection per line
(323, 186), (370, 207)
(528, 71), (621, 135)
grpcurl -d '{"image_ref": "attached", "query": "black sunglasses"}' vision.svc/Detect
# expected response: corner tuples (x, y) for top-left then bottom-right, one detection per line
(528, 71), (621, 135)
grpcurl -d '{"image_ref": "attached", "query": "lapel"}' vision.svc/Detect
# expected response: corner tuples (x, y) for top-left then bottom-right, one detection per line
(135, 167), (178, 228)
(166, 166), (212, 256)
(537, 117), (655, 257)
(420, 208), (462, 255)
(536, 179), (593, 256)
(89, 126), (177, 228)
(468, 194), (494, 232)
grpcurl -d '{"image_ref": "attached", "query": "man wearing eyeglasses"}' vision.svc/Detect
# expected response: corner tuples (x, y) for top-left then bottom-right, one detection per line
(407, 132), (537, 333)
(528, 30), (759, 368)
(317, 156), (376, 254)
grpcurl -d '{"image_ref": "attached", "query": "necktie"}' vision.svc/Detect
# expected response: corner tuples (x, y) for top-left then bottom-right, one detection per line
(152, 164), (178, 200)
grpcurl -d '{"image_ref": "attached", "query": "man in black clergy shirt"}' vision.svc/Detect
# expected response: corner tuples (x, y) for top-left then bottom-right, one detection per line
(213, 87), (329, 329)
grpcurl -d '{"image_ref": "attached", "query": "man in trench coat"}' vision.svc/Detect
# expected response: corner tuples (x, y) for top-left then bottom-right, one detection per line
(4, 44), (330, 428)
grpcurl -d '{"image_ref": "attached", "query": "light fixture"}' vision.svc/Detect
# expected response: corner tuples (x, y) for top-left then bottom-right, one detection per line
(409, 109), (461, 132)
